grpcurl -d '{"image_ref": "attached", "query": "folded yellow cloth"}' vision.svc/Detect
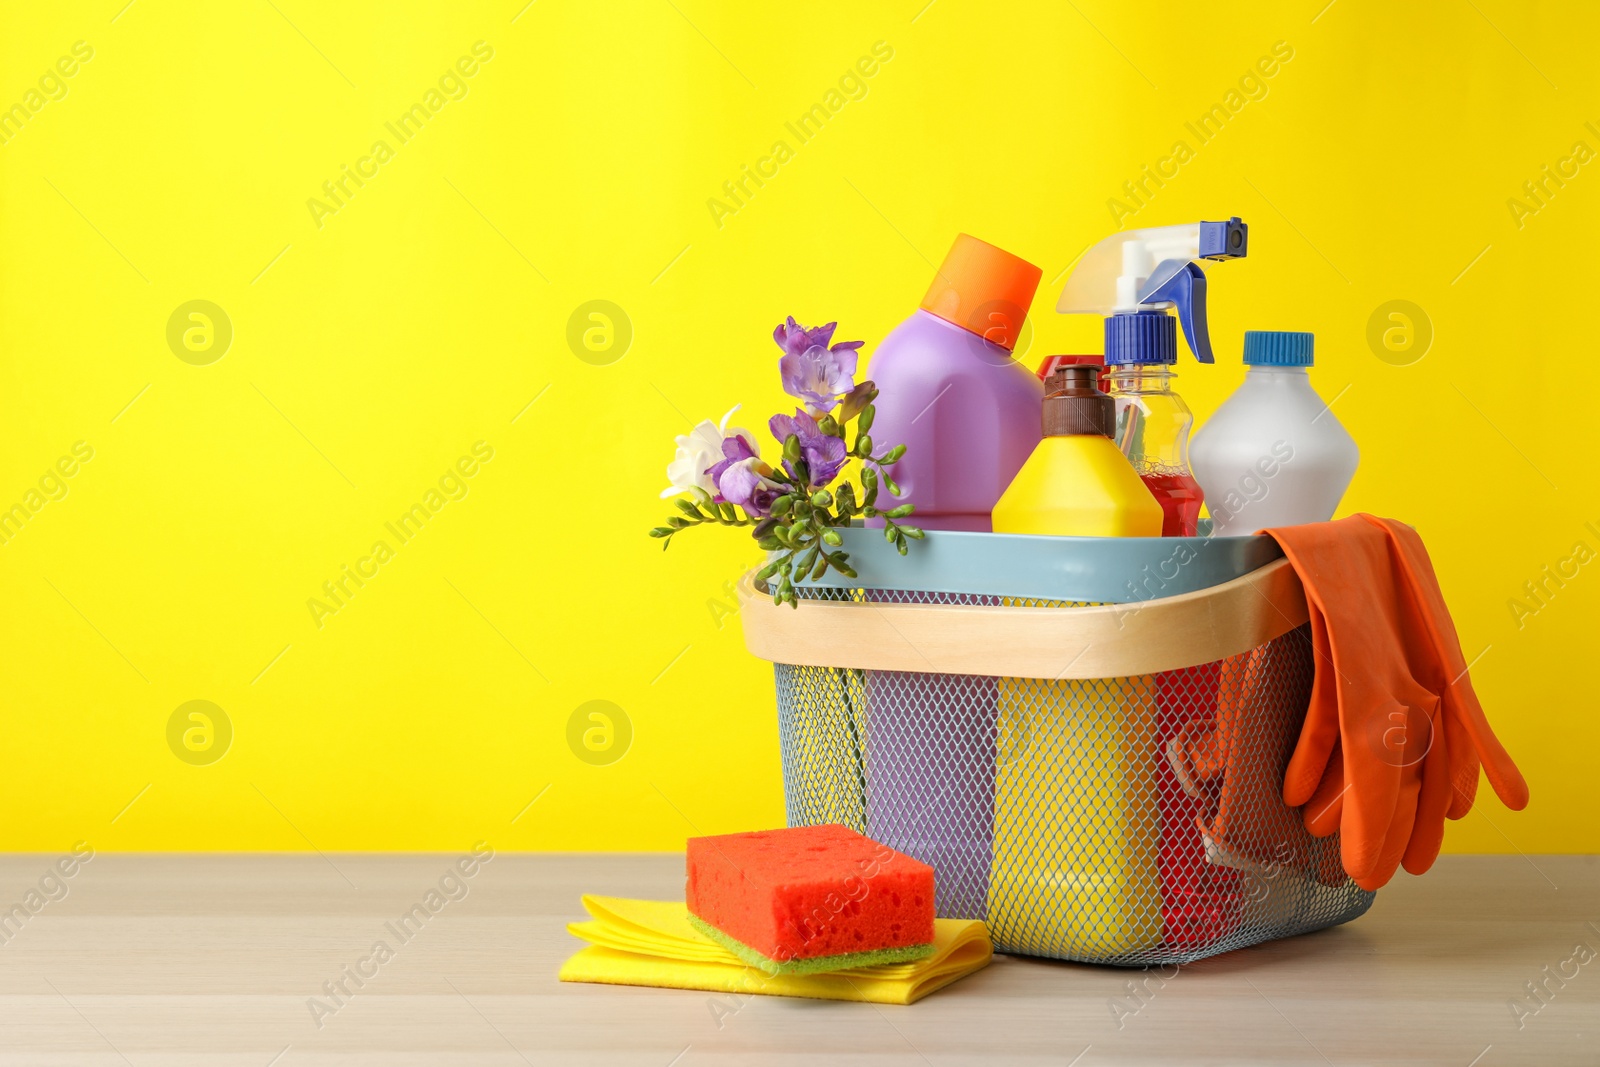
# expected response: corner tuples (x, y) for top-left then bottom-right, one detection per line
(559, 895), (993, 1005)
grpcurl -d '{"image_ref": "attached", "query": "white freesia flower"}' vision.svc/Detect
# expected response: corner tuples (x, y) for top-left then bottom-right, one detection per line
(661, 405), (758, 499)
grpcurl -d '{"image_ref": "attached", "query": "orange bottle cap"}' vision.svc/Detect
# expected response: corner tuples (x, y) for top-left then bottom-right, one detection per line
(919, 234), (1043, 353)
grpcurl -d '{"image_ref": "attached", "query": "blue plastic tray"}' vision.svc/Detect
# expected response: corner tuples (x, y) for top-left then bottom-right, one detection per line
(794, 525), (1282, 604)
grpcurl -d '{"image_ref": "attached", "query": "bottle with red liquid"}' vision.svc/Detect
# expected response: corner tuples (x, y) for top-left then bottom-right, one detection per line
(1106, 344), (1203, 536)
(1056, 219), (1251, 952)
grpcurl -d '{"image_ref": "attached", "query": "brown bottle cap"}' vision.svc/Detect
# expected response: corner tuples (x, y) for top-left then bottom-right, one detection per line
(1042, 363), (1115, 437)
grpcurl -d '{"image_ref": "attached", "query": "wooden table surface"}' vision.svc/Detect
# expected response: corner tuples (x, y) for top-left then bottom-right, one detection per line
(0, 852), (1592, 1065)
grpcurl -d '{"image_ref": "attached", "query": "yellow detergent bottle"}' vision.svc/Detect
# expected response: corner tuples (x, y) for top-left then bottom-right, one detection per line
(988, 363), (1165, 958)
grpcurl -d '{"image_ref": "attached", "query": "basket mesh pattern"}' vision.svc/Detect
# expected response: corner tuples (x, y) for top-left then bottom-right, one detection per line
(775, 587), (1375, 966)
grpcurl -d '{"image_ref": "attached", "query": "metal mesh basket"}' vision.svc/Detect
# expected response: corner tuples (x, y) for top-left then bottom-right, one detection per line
(745, 558), (1376, 966)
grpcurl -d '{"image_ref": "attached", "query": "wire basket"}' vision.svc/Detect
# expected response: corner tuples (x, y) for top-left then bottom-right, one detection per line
(741, 531), (1375, 967)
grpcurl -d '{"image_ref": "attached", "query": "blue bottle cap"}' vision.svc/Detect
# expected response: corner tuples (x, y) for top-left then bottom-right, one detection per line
(1105, 310), (1176, 365)
(1243, 330), (1314, 366)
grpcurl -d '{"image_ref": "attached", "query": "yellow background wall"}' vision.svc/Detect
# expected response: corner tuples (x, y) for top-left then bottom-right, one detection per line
(2, 1), (1593, 854)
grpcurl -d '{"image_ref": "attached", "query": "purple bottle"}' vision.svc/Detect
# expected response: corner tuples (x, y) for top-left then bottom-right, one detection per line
(870, 233), (1045, 532)
(862, 234), (1043, 919)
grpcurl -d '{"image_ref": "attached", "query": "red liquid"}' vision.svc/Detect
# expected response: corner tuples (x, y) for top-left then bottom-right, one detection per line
(1154, 662), (1243, 951)
(1140, 470), (1204, 538)
(1143, 468), (1241, 948)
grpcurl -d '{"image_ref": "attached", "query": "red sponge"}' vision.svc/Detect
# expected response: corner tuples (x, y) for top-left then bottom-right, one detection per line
(686, 824), (936, 975)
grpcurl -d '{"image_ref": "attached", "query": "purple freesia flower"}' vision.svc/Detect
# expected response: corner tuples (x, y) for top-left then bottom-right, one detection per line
(704, 433), (758, 492)
(718, 460), (783, 517)
(775, 316), (863, 416)
(704, 435), (783, 517)
(770, 409), (848, 487)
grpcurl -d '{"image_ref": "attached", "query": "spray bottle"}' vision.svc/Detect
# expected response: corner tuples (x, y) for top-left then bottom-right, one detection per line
(1056, 218), (1248, 536)
(1053, 218), (1252, 952)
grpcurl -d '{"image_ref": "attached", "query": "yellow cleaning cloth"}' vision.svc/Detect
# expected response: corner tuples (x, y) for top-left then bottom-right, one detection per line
(559, 895), (993, 1005)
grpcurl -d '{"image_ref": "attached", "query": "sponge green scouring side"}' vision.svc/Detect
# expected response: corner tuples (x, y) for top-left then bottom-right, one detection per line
(688, 914), (935, 976)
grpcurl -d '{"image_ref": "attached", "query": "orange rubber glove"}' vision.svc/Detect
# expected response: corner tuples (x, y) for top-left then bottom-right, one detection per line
(1169, 642), (1345, 887)
(1267, 515), (1529, 891)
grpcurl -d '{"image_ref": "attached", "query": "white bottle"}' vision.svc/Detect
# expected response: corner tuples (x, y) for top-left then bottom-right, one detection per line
(1190, 331), (1357, 535)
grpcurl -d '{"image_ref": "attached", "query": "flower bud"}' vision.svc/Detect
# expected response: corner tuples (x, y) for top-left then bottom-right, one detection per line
(783, 434), (802, 465)
(810, 490), (832, 507)
(818, 414), (840, 437)
(856, 434), (873, 457)
(885, 443), (906, 463)
(887, 504), (915, 518)
(822, 529), (843, 547)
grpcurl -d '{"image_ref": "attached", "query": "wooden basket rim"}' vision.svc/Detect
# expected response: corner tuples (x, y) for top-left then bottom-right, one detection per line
(739, 556), (1309, 679)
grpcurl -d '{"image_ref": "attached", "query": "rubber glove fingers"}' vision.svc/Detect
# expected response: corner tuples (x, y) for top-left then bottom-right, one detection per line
(1350, 765), (1420, 891)
(1444, 677), (1529, 814)
(1384, 520), (1529, 815)
(1301, 742), (1346, 838)
(1401, 701), (1454, 877)
(1336, 693), (1424, 880)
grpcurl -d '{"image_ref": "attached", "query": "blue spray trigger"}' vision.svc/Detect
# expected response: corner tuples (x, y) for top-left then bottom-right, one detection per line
(1137, 260), (1214, 364)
